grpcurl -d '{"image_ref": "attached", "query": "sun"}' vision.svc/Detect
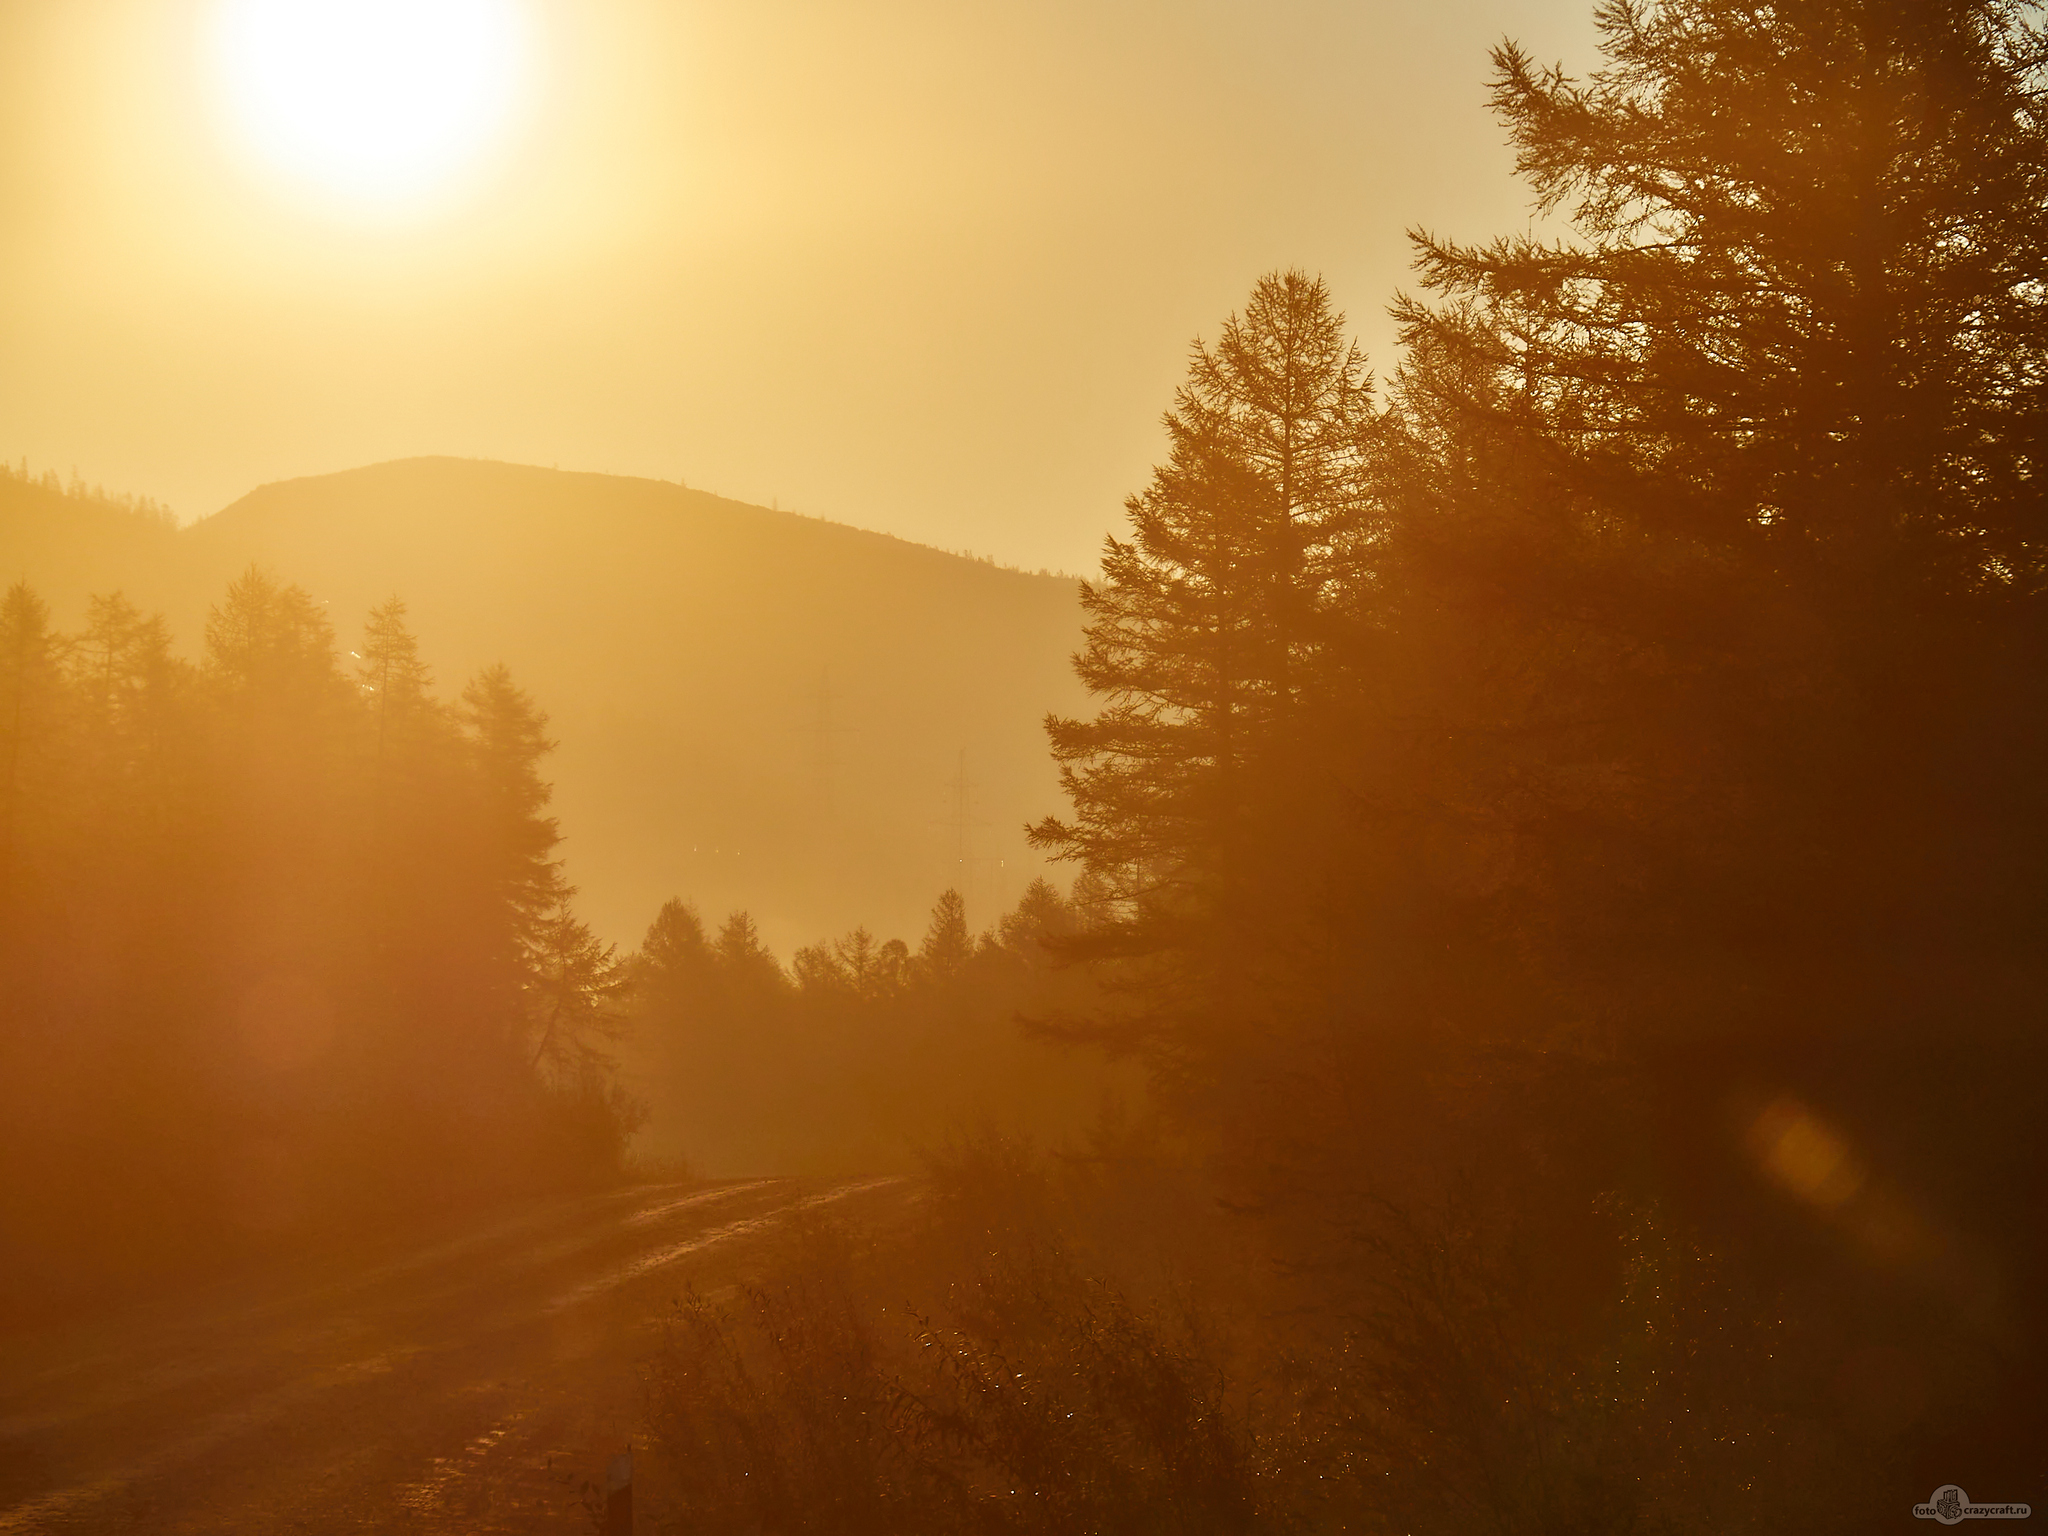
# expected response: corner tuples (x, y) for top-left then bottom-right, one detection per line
(208, 0), (534, 207)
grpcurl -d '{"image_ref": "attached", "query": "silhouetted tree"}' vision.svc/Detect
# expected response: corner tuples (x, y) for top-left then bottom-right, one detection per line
(1030, 0), (2048, 1505)
(74, 593), (169, 725)
(714, 911), (788, 998)
(358, 596), (436, 775)
(626, 880), (1119, 1177)
(639, 899), (715, 1004)
(917, 889), (973, 981)
(205, 565), (347, 717)
(1369, 0), (2048, 1115)
(1029, 272), (1383, 1084)
(996, 877), (1078, 963)
(461, 663), (566, 956)
(526, 896), (630, 1074)
(1403, 0), (2048, 592)
(621, 3), (2048, 1522)
(1032, 275), (1377, 950)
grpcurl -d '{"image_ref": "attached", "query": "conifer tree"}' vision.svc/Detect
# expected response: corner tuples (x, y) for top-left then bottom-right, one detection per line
(993, 879), (1080, 973)
(1379, 0), (2048, 1023)
(639, 899), (714, 1002)
(204, 566), (345, 713)
(73, 594), (168, 728)
(358, 597), (437, 771)
(713, 911), (786, 997)
(792, 925), (900, 1000)
(65, 594), (187, 875)
(0, 569), (647, 1299)
(1400, 0), (2048, 592)
(526, 896), (629, 1074)
(632, 900), (717, 1079)
(834, 927), (895, 1000)
(1029, 272), (1379, 1009)
(1032, 274), (1375, 918)
(460, 663), (565, 944)
(792, 937), (853, 996)
(917, 889), (973, 980)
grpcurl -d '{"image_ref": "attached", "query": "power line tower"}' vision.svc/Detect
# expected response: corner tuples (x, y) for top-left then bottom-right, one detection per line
(799, 667), (858, 824)
(936, 749), (1002, 923)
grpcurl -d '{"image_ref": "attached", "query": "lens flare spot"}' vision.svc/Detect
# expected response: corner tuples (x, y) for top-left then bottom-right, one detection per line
(1744, 1097), (1866, 1210)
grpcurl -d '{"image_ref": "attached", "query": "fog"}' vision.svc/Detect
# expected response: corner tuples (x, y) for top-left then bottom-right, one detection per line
(2, 2), (2043, 1531)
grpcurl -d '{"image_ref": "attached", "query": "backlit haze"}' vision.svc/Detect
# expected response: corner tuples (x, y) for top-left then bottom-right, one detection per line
(5, 2), (2044, 1518)
(1, 0), (1594, 574)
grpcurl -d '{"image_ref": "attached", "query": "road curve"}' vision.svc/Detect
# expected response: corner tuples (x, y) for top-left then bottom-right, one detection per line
(0, 1177), (910, 1533)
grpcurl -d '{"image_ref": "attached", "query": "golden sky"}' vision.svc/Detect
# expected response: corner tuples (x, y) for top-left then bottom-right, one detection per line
(1, 0), (1594, 573)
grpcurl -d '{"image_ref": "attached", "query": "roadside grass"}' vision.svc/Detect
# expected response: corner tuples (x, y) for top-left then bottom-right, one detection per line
(635, 1126), (1879, 1535)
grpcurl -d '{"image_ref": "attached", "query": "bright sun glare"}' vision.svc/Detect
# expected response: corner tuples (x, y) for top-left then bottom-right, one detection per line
(209, 0), (532, 206)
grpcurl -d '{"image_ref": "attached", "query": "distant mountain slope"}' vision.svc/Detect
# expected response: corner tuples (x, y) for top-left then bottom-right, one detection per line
(1, 457), (1088, 951)
(0, 469), (186, 602)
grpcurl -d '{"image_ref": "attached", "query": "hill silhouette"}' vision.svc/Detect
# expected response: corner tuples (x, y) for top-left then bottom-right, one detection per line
(0, 457), (1087, 952)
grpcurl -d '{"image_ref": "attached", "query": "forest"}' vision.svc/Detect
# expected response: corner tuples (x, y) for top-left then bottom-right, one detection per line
(636, 2), (2047, 1526)
(0, 558), (1116, 1304)
(3, 0), (2044, 1527)
(0, 570), (642, 1302)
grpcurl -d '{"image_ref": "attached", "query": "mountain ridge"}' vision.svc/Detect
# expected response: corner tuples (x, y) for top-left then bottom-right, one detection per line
(2, 455), (1089, 954)
(199, 456), (1079, 580)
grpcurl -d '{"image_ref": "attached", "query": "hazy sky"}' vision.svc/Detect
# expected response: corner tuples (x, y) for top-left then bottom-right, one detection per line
(1, 0), (1598, 574)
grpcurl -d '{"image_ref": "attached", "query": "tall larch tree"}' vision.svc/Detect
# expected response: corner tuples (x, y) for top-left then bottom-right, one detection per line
(1030, 271), (1380, 1071)
(1381, 0), (2048, 1063)
(461, 662), (566, 952)
(358, 596), (438, 777)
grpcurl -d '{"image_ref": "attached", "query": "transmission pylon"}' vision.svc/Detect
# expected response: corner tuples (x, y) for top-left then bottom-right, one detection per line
(935, 749), (1003, 923)
(798, 667), (858, 823)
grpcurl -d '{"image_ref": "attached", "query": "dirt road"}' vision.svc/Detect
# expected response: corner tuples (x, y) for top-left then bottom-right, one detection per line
(0, 1177), (910, 1533)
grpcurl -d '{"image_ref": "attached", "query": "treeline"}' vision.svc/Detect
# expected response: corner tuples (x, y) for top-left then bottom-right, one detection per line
(649, 1), (2047, 1525)
(1032, 0), (2048, 1483)
(2, 456), (178, 528)
(626, 881), (1128, 1176)
(0, 570), (635, 1310)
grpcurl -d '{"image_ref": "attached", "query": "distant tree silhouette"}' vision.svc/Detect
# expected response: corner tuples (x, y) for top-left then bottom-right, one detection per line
(917, 889), (973, 980)
(624, 879), (1119, 1176)
(638, 898), (715, 1005)
(0, 573), (640, 1312)
(714, 911), (787, 999)
(205, 565), (346, 716)
(461, 663), (566, 956)
(75, 593), (169, 726)
(358, 596), (435, 774)
(68, 593), (184, 859)
(995, 877), (1078, 960)
(792, 937), (851, 996)
(526, 897), (629, 1073)
(793, 925), (904, 1001)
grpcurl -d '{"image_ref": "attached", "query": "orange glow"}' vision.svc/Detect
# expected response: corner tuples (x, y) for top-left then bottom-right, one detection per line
(1745, 1096), (1867, 1211)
